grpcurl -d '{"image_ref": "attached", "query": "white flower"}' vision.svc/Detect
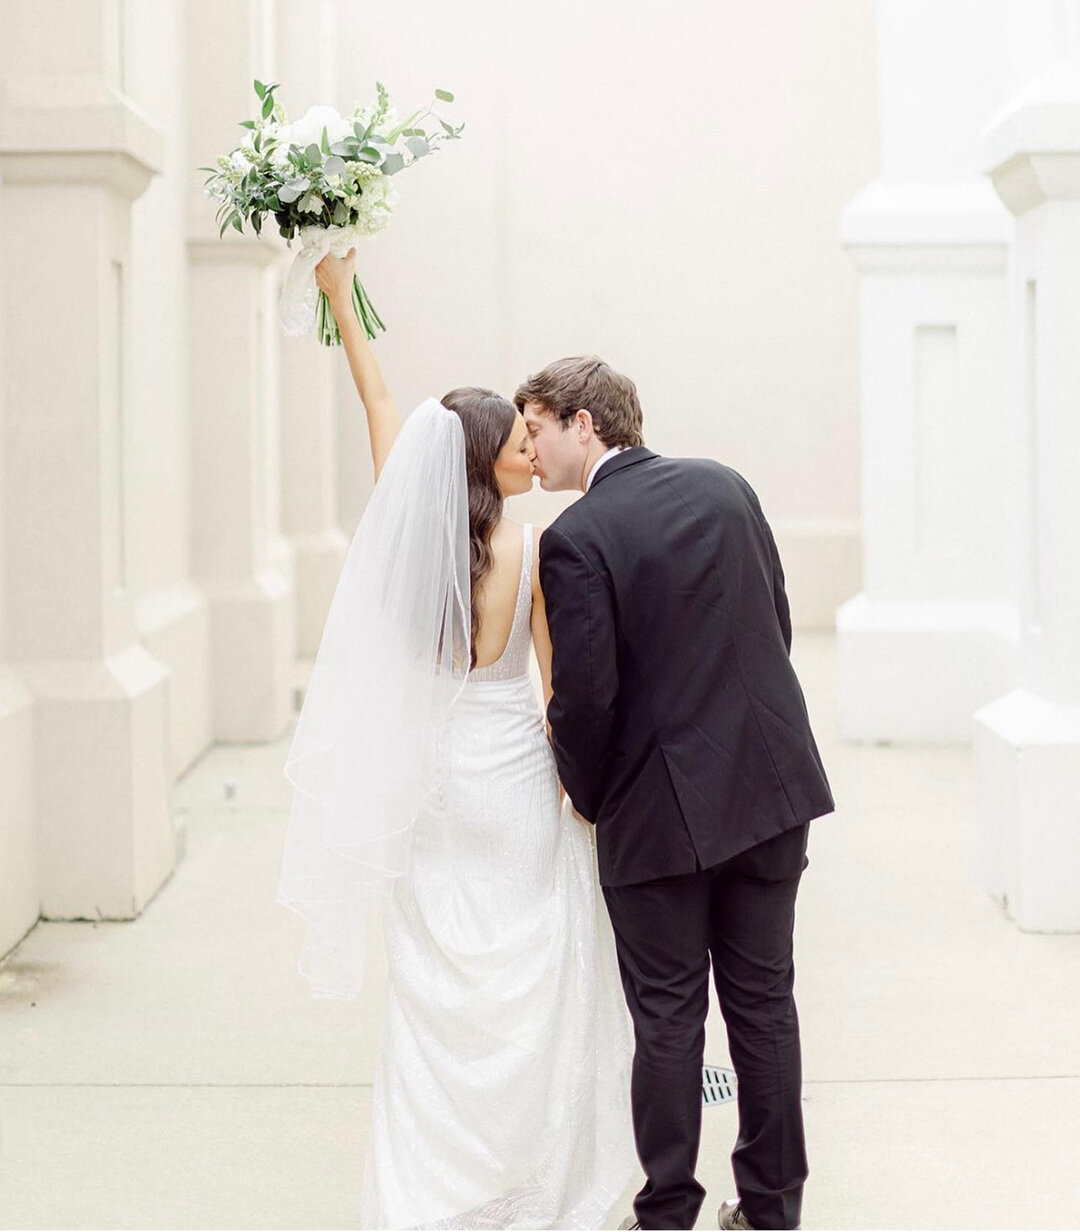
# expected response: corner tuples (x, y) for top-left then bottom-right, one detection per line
(279, 105), (353, 150)
(230, 149), (253, 174)
(299, 193), (326, 215)
(350, 174), (397, 236)
(269, 144), (292, 170)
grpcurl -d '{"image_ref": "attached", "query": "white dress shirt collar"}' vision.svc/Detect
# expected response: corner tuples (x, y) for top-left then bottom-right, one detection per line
(585, 445), (627, 492)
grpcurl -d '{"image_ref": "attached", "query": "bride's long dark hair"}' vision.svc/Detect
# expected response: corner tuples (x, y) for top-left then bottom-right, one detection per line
(440, 386), (518, 667)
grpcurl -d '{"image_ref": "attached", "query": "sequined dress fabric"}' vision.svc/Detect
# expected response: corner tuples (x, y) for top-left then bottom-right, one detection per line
(361, 525), (635, 1229)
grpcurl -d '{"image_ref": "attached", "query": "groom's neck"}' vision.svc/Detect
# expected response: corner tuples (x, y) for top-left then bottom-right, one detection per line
(579, 441), (611, 492)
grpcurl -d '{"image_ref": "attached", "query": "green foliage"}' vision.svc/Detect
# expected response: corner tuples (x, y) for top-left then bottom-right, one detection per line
(202, 79), (463, 243)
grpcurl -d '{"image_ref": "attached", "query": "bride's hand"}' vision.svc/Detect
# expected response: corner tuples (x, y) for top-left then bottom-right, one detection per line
(315, 247), (356, 307)
(570, 804), (589, 825)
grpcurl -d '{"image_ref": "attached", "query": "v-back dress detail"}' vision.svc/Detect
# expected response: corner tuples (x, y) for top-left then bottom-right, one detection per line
(469, 521), (535, 682)
(361, 523), (635, 1230)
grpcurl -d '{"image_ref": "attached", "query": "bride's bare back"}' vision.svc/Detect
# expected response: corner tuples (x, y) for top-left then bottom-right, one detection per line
(473, 518), (529, 669)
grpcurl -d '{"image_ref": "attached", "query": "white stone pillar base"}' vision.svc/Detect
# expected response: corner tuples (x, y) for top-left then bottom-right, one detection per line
(135, 583), (212, 777)
(0, 673), (37, 953)
(292, 530), (349, 657)
(206, 575), (295, 742)
(21, 646), (175, 920)
(974, 689), (1080, 931)
(838, 594), (1019, 741)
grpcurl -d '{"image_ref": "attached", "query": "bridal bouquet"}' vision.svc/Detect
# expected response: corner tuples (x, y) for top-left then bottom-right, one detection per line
(202, 80), (462, 345)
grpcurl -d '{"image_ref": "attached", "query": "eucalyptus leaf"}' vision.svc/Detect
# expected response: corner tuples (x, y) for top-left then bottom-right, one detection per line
(435, 88), (454, 102)
(323, 156), (347, 179)
(329, 141), (352, 156)
(332, 200), (349, 224)
(357, 147), (383, 164)
(381, 152), (405, 176)
(261, 94), (274, 119)
(278, 179), (309, 203)
(405, 136), (429, 158)
(304, 143), (322, 164)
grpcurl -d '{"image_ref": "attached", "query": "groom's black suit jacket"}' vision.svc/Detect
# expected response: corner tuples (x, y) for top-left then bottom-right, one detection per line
(539, 447), (834, 887)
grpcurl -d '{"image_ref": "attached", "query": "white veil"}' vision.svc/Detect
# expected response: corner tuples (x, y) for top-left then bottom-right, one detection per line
(277, 397), (471, 999)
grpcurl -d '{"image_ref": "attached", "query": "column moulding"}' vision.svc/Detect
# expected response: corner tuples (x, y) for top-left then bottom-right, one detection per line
(0, 71), (176, 921)
(837, 176), (1019, 742)
(186, 211), (295, 742)
(974, 51), (1080, 931)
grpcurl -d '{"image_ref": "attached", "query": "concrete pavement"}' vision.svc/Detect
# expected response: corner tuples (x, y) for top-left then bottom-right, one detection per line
(1, 634), (1078, 1229)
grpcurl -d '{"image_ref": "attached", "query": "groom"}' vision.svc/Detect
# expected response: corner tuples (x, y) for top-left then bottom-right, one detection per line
(516, 357), (834, 1232)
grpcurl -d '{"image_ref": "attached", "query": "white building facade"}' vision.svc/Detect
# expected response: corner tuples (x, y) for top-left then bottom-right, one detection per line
(0, 0), (877, 957)
(841, 0), (1080, 927)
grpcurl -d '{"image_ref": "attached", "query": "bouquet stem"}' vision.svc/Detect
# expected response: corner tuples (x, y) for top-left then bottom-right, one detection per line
(316, 275), (386, 346)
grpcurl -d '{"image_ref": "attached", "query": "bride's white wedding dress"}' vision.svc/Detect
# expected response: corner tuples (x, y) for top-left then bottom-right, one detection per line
(361, 524), (635, 1230)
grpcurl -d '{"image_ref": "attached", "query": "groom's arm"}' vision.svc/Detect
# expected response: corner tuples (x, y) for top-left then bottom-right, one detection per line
(732, 470), (792, 653)
(539, 526), (618, 823)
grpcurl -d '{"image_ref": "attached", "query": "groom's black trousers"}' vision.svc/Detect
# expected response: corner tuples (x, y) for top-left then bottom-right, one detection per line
(602, 823), (810, 1231)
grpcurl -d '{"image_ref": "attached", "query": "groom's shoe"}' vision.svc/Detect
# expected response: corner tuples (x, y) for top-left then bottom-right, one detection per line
(718, 1199), (755, 1230)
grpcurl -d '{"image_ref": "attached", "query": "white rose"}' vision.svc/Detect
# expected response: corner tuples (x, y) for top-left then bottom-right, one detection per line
(280, 105), (353, 151)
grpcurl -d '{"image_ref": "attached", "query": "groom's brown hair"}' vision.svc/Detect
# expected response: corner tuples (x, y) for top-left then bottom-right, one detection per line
(514, 356), (644, 449)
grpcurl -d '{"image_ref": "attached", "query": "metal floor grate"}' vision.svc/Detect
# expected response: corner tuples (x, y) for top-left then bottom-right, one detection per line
(702, 1064), (737, 1107)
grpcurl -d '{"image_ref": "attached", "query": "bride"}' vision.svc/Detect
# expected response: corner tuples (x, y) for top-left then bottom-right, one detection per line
(277, 249), (635, 1230)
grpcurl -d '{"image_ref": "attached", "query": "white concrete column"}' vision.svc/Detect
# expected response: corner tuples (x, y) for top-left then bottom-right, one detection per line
(838, 182), (1017, 741)
(125, 0), (213, 778)
(974, 35), (1080, 930)
(835, 0), (1062, 742)
(185, 0), (295, 740)
(0, 2), (176, 922)
(276, 0), (348, 658)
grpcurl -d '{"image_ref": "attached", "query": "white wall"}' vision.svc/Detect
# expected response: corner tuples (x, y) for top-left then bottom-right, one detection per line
(331, 0), (876, 625)
(0, 0), (876, 958)
(126, 0), (212, 775)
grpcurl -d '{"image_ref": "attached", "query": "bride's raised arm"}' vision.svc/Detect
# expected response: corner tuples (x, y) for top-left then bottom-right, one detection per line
(315, 249), (400, 481)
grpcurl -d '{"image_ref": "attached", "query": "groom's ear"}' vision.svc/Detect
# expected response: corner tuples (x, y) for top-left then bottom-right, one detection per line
(573, 408), (594, 441)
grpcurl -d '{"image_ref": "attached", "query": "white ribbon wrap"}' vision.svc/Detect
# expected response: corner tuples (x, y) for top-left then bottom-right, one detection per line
(279, 223), (367, 337)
